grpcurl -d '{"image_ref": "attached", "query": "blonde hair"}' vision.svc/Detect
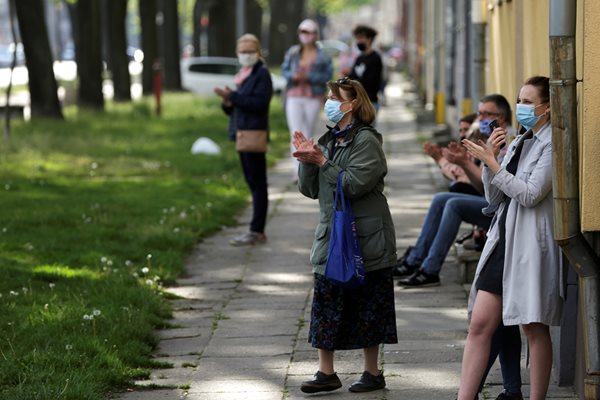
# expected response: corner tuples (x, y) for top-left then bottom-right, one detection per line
(237, 33), (262, 56)
(328, 78), (376, 124)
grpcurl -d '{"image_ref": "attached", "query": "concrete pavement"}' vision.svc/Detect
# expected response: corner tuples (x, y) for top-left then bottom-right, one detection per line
(112, 77), (577, 400)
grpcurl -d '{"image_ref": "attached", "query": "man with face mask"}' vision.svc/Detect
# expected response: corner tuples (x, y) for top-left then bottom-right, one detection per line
(348, 25), (383, 112)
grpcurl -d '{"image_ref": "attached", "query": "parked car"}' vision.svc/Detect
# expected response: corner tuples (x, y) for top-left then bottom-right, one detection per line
(180, 57), (286, 96)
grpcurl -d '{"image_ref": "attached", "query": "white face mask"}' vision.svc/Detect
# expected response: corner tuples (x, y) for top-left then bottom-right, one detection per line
(238, 52), (259, 67)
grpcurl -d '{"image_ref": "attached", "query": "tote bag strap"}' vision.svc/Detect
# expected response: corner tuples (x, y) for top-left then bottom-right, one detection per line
(333, 172), (350, 212)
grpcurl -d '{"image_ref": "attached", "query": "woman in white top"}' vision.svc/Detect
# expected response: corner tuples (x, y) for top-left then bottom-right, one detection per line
(457, 76), (564, 400)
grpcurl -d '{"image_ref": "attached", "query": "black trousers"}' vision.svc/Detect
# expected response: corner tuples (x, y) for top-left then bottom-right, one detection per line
(239, 152), (268, 233)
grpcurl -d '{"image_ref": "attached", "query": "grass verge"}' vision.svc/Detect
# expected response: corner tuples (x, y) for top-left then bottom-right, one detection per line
(0, 92), (289, 399)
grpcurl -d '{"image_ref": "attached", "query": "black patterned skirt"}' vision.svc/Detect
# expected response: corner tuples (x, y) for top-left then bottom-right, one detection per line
(308, 268), (398, 351)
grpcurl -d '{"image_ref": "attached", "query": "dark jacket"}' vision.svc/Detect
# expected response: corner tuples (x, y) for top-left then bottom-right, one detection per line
(298, 122), (397, 274)
(223, 60), (273, 141)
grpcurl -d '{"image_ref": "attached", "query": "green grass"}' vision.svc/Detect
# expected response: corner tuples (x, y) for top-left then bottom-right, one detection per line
(0, 93), (289, 399)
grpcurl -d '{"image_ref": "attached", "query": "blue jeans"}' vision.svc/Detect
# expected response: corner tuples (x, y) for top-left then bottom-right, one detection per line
(406, 192), (491, 275)
(480, 323), (523, 395)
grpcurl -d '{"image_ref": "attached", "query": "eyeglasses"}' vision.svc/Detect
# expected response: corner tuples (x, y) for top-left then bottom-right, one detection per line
(299, 30), (316, 34)
(477, 111), (500, 118)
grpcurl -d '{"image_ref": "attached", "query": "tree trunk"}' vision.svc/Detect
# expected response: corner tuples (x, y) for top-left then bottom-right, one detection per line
(193, 0), (202, 56)
(160, 0), (182, 90)
(207, 0), (236, 57)
(105, 0), (131, 101)
(267, 0), (305, 66)
(76, 0), (104, 109)
(140, 0), (158, 96)
(14, 0), (63, 119)
(245, 0), (263, 39)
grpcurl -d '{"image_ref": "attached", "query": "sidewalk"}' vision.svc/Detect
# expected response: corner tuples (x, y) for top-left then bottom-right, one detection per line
(112, 77), (577, 400)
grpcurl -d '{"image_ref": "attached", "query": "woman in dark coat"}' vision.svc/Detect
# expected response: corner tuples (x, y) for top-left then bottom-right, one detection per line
(215, 34), (273, 246)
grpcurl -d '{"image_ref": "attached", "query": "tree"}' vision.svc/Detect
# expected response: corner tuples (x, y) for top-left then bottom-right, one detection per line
(267, 0), (305, 65)
(14, 0), (63, 119)
(75, 0), (104, 109)
(160, 0), (182, 90)
(207, 0), (236, 57)
(105, 0), (131, 101)
(139, 0), (158, 95)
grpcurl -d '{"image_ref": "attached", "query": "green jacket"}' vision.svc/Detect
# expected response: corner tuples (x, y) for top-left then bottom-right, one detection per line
(298, 122), (397, 275)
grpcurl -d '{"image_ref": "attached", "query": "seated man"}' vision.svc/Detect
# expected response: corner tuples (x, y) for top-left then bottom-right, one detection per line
(395, 94), (516, 287)
(423, 113), (479, 196)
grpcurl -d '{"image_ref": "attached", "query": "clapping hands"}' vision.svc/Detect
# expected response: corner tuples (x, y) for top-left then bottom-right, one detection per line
(292, 131), (327, 166)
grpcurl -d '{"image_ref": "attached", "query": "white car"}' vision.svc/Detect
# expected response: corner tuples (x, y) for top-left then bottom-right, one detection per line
(180, 56), (286, 96)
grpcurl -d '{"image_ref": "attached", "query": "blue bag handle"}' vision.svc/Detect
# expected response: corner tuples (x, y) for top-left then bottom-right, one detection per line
(333, 172), (349, 212)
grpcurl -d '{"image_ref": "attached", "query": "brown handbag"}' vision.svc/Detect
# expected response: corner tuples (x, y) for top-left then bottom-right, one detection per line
(235, 130), (268, 153)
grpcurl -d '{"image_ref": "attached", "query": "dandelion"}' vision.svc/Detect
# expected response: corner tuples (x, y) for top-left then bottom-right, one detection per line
(173, 227), (180, 233)
(9, 291), (18, 296)
(90, 162), (98, 170)
(92, 309), (101, 316)
(189, 205), (196, 210)
(125, 260), (132, 267)
(65, 344), (73, 351)
(49, 283), (55, 289)
(2, 227), (7, 233)
(100, 256), (107, 264)
(44, 304), (49, 310)
(141, 267), (149, 274)
(159, 218), (166, 225)
(206, 202), (213, 208)
(179, 211), (187, 219)
(169, 206), (176, 213)
(162, 208), (168, 214)
(132, 272), (139, 278)
(24, 243), (34, 251)
(5, 184), (10, 190)
(113, 268), (119, 273)
(107, 260), (113, 267)
(145, 279), (153, 286)
(0, 293), (3, 298)
(21, 287), (28, 294)
(83, 314), (93, 320)
(153, 275), (161, 282)
(146, 253), (152, 260)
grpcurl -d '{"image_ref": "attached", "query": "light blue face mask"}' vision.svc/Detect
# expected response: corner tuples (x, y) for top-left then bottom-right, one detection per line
(324, 99), (349, 124)
(516, 103), (544, 130)
(479, 119), (493, 136)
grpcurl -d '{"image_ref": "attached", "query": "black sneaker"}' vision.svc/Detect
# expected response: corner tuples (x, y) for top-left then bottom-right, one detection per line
(495, 391), (523, 400)
(393, 246), (418, 277)
(398, 269), (440, 287)
(348, 371), (386, 392)
(300, 371), (342, 393)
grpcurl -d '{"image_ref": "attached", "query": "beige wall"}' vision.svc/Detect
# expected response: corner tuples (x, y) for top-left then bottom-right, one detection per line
(484, 0), (597, 231)
(582, 0), (600, 231)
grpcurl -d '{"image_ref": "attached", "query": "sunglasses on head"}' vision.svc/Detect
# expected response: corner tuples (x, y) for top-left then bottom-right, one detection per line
(336, 77), (352, 85)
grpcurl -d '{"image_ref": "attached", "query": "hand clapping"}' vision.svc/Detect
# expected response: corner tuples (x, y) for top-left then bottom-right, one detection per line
(292, 131), (327, 166)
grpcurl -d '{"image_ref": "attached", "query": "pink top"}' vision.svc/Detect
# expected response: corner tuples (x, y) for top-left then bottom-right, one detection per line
(234, 66), (253, 87)
(287, 57), (321, 99)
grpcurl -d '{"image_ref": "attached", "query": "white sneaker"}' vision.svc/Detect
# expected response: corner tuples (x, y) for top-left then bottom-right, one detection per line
(229, 231), (267, 246)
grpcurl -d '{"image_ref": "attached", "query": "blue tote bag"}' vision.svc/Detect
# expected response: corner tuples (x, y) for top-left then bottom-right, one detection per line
(324, 172), (366, 288)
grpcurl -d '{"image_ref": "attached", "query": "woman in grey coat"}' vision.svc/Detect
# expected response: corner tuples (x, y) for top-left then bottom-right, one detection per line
(457, 76), (564, 400)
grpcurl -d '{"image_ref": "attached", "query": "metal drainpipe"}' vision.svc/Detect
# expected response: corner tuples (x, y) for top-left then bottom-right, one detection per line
(549, 0), (600, 398)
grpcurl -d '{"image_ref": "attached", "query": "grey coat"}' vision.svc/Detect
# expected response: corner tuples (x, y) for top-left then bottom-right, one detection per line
(469, 122), (564, 326)
(298, 123), (397, 275)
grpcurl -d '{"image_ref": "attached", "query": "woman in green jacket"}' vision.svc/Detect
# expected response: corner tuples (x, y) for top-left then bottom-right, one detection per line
(292, 77), (397, 394)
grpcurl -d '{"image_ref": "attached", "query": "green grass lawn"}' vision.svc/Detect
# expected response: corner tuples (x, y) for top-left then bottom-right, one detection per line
(0, 93), (289, 399)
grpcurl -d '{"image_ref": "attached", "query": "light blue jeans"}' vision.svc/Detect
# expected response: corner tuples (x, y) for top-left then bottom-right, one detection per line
(406, 192), (491, 275)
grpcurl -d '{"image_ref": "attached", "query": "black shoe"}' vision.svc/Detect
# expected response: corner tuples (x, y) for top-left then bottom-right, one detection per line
(393, 246), (418, 277)
(300, 371), (342, 393)
(398, 269), (440, 287)
(348, 371), (386, 393)
(495, 391), (523, 400)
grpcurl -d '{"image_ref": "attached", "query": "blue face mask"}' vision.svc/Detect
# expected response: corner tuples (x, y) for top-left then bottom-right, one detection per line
(479, 119), (493, 136)
(324, 99), (349, 124)
(516, 103), (542, 130)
